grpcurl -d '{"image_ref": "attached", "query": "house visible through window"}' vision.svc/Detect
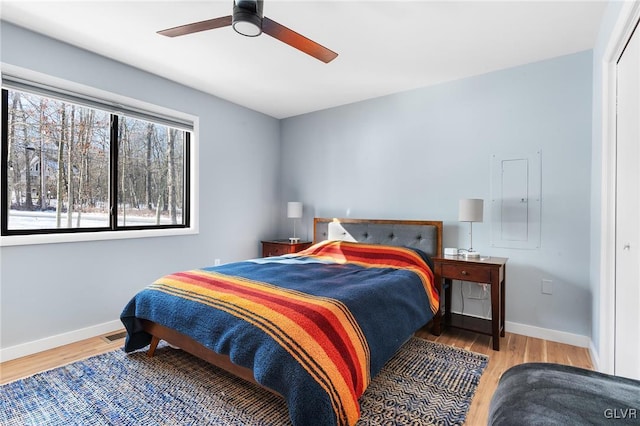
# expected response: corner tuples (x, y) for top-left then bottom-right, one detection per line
(1, 83), (191, 237)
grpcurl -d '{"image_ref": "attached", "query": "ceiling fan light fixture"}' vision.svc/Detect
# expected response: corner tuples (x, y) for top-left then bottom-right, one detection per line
(233, 0), (263, 37)
(232, 12), (262, 37)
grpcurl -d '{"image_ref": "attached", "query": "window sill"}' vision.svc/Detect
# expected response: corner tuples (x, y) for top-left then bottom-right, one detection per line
(0, 226), (198, 247)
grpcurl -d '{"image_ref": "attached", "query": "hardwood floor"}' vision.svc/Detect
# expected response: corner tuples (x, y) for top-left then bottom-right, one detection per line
(0, 331), (126, 385)
(1, 327), (593, 425)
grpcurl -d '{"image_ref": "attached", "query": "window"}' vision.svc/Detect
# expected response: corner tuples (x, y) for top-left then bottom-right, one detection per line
(116, 115), (187, 228)
(1, 78), (192, 240)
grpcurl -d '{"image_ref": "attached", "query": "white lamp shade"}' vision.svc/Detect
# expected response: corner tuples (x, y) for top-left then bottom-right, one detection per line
(459, 199), (484, 222)
(287, 202), (303, 218)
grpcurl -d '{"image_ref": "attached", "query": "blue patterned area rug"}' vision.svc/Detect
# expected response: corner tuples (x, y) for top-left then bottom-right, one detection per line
(1, 337), (488, 426)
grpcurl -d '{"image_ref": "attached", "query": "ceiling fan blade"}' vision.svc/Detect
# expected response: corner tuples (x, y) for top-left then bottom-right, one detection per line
(158, 16), (232, 37)
(262, 17), (338, 63)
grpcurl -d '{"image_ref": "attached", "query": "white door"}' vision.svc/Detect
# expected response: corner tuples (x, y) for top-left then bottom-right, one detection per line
(615, 23), (640, 380)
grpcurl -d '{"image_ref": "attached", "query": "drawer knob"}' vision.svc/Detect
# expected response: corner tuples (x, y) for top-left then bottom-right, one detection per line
(461, 270), (468, 275)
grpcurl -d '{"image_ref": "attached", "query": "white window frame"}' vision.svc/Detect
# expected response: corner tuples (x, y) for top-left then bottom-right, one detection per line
(0, 65), (199, 246)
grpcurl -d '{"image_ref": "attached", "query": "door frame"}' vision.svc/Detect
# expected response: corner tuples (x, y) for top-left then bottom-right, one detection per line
(599, 1), (640, 375)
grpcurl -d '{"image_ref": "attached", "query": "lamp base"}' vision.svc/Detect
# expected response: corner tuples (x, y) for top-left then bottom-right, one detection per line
(463, 250), (481, 258)
(289, 237), (300, 244)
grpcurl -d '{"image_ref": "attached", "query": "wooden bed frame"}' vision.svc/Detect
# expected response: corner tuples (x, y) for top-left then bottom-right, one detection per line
(142, 218), (443, 396)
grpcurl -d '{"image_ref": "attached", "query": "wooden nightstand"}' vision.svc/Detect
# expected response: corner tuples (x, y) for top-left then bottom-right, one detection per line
(432, 255), (508, 351)
(261, 240), (312, 257)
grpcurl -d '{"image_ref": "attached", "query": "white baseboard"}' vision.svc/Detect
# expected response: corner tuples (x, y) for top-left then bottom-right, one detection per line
(0, 317), (597, 365)
(505, 320), (591, 348)
(0, 319), (122, 362)
(449, 310), (593, 348)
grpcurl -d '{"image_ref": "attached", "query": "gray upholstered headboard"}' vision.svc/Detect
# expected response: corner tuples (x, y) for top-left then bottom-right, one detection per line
(313, 218), (443, 258)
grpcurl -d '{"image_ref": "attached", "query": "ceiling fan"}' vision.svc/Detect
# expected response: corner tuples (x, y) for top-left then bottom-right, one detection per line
(157, 0), (338, 63)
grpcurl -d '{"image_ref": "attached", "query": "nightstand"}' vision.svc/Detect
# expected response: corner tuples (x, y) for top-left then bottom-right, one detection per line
(261, 240), (312, 257)
(432, 255), (508, 350)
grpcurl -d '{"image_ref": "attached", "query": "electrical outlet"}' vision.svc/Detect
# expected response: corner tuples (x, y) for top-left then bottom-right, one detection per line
(214, 258), (221, 266)
(542, 279), (552, 295)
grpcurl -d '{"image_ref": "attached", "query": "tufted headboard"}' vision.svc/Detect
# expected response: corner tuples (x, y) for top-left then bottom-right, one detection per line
(313, 218), (443, 258)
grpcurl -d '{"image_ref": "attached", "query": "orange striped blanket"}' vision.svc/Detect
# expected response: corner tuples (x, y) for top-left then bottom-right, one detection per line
(121, 240), (438, 425)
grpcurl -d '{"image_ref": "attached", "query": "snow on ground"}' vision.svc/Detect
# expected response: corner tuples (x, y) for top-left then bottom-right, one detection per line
(8, 210), (177, 229)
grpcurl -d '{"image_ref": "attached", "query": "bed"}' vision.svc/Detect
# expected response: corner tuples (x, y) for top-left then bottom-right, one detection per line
(489, 362), (640, 425)
(121, 218), (443, 426)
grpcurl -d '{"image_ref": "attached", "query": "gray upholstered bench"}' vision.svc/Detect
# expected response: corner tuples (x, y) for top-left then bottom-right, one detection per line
(489, 362), (640, 425)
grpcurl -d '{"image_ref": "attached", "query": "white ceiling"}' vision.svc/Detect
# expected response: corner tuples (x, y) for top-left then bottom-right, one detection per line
(1, 1), (607, 119)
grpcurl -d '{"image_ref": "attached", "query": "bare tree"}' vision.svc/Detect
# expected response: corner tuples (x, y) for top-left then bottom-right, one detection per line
(7, 93), (21, 209)
(66, 105), (75, 228)
(55, 105), (67, 228)
(75, 109), (94, 226)
(36, 98), (46, 210)
(119, 118), (128, 225)
(16, 96), (34, 210)
(155, 193), (163, 225)
(166, 128), (178, 224)
(145, 122), (154, 210)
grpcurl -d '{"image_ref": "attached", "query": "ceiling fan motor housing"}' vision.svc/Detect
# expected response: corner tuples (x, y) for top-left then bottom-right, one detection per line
(233, 0), (264, 37)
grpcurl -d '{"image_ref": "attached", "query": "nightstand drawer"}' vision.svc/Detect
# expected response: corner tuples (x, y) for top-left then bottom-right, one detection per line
(441, 263), (491, 282)
(263, 243), (287, 257)
(261, 240), (312, 257)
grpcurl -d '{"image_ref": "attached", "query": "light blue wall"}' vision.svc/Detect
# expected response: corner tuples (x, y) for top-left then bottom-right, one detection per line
(0, 22), (282, 348)
(280, 51), (594, 337)
(0, 18), (603, 351)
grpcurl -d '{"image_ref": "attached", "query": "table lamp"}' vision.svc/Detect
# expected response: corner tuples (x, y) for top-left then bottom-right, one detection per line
(287, 201), (302, 243)
(459, 198), (483, 258)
